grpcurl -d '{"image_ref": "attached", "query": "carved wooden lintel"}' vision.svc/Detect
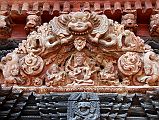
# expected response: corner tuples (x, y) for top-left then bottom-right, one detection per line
(1, 12), (159, 90)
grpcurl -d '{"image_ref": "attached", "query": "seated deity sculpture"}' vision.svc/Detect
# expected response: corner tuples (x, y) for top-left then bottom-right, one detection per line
(45, 64), (65, 87)
(65, 52), (98, 86)
(99, 60), (118, 85)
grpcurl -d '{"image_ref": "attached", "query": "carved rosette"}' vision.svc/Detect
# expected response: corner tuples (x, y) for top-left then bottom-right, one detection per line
(19, 53), (44, 76)
(118, 52), (142, 76)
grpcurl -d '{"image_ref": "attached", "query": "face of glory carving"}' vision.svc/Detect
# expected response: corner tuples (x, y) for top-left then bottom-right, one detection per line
(67, 12), (93, 34)
(1, 11), (159, 91)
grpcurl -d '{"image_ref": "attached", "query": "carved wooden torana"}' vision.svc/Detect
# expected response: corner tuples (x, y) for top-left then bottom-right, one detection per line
(1, 12), (159, 89)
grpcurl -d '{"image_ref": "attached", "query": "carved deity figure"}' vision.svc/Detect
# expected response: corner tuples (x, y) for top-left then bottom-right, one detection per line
(66, 52), (98, 86)
(45, 64), (65, 86)
(121, 13), (138, 33)
(99, 60), (118, 85)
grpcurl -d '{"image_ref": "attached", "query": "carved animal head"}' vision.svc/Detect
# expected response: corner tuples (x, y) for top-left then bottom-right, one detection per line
(0, 15), (11, 37)
(121, 13), (138, 32)
(67, 12), (93, 35)
(25, 15), (41, 34)
(50, 12), (101, 36)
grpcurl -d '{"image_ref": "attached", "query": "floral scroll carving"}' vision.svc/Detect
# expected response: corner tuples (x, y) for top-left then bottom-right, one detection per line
(1, 12), (159, 87)
(118, 52), (142, 76)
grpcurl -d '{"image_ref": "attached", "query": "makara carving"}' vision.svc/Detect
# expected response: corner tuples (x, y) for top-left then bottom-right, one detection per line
(0, 12), (159, 87)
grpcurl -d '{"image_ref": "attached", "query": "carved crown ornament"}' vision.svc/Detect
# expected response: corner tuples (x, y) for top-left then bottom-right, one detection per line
(0, 12), (159, 92)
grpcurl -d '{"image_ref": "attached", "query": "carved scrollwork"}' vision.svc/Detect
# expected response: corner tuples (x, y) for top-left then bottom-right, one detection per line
(19, 53), (44, 76)
(143, 51), (159, 85)
(118, 52), (142, 76)
(1, 11), (159, 87)
(33, 77), (43, 86)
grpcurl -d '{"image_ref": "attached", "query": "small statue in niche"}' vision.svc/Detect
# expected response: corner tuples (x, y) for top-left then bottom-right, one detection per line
(99, 60), (119, 85)
(65, 52), (98, 86)
(45, 64), (65, 87)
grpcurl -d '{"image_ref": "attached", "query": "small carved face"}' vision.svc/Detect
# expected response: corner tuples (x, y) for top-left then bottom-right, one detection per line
(122, 14), (136, 26)
(26, 15), (41, 27)
(144, 66), (152, 75)
(68, 12), (92, 34)
(10, 64), (19, 76)
(50, 64), (59, 73)
(74, 37), (86, 51)
(77, 102), (91, 116)
(74, 52), (85, 66)
(121, 14), (137, 32)
(25, 15), (41, 34)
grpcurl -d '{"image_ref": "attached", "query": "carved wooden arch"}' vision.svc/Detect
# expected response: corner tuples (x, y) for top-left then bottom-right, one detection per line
(0, 12), (159, 92)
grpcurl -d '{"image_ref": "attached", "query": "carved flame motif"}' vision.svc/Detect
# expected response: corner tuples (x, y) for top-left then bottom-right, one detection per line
(1, 12), (159, 88)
